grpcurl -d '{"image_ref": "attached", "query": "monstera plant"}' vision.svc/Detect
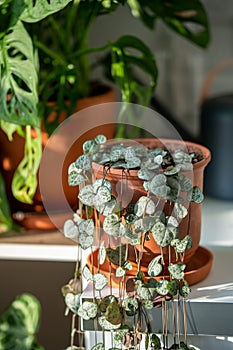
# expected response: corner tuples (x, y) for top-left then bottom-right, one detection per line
(0, 293), (43, 350)
(61, 134), (211, 349)
(0, 0), (210, 230)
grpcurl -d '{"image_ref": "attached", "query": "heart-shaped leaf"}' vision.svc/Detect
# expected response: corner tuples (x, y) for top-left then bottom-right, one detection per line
(106, 245), (127, 266)
(83, 139), (97, 154)
(134, 196), (155, 217)
(68, 162), (85, 186)
(94, 186), (112, 205)
(103, 213), (121, 236)
(116, 267), (125, 277)
(192, 186), (204, 203)
(79, 219), (94, 236)
(75, 154), (91, 171)
(148, 255), (163, 277)
(168, 262), (186, 280)
(93, 178), (112, 193)
(138, 168), (154, 180)
(95, 134), (107, 145)
(78, 233), (93, 250)
(105, 300), (122, 325)
(78, 301), (98, 320)
(78, 185), (95, 206)
(82, 265), (93, 282)
(155, 280), (169, 296)
(65, 293), (81, 314)
(93, 273), (108, 291)
(122, 297), (139, 315)
(174, 202), (188, 219)
(63, 220), (79, 240)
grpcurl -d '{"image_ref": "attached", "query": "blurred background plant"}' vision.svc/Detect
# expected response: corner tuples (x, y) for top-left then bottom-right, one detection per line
(0, 0), (210, 230)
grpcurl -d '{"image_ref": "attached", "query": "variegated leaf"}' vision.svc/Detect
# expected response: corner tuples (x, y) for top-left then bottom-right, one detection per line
(93, 273), (108, 290)
(78, 301), (98, 320)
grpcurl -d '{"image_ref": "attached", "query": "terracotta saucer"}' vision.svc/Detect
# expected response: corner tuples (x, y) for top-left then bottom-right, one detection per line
(87, 246), (213, 288)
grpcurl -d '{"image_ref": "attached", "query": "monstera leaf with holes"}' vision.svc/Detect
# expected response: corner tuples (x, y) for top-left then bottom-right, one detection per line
(0, 0), (72, 128)
(0, 293), (43, 350)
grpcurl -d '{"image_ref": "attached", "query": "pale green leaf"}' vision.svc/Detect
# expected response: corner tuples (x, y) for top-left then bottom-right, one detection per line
(82, 265), (93, 282)
(63, 219), (78, 240)
(65, 293), (81, 314)
(168, 262), (186, 280)
(134, 196), (155, 217)
(103, 213), (121, 236)
(93, 273), (108, 291)
(78, 301), (98, 320)
(78, 185), (95, 206)
(20, 0), (72, 22)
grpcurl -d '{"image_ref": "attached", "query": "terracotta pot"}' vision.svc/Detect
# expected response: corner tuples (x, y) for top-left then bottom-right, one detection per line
(88, 138), (212, 285)
(0, 85), (116, 230)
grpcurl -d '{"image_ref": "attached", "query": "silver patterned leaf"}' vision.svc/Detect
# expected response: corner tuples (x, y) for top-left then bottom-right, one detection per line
(78, 233), (93, 250)
(98, 241), (106, 265)
(156, 279), (169, 296)
(103, 214), (121, 236)
(95, 134), (107, 145)
(122, 297), (139, 312)
(75, 154), (91, 171)
(123, 261), (132, 271)
(192, 186), (204, 203)
(151, 220), (175, 247)
(125, 157), (141, 169)
(137, 168), (154, 180)
(78, 301), (98, 320)
(95, 197), (117, 216)
(98, 316), (121, 330)
(82, 265), (93, 281)
(63, 219), (79, 240)
(65, 293), (81, 314)
(94, 186), (112, 205)
(78, 185), (95, 206)
(174, 202), (188, 219)
(166, 216), (179, 227)
(134, 196), (155, 217)
(83, 139), (98, 154)
(148, 255), (163, 277)
(93, 178), (112, 193)
(79, 219), (94, 236)
(68, 163), (85, 186)
(116, 267), (125, 277)
(178, 174), (193, 192)
(168, 262), (186, 280)
(93, 273), (108, 290)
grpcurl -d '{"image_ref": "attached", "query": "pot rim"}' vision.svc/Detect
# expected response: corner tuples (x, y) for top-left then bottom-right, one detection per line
(92, 138), (211, 176)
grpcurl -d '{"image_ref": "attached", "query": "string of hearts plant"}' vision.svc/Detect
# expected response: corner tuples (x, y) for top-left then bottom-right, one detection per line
(62, 135), (205, 350)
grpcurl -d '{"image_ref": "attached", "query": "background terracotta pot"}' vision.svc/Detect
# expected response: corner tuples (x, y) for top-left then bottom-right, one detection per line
(0, 85), (116, 230)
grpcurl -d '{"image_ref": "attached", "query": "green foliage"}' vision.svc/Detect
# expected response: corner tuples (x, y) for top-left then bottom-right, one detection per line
(0, 293), (43, 350)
